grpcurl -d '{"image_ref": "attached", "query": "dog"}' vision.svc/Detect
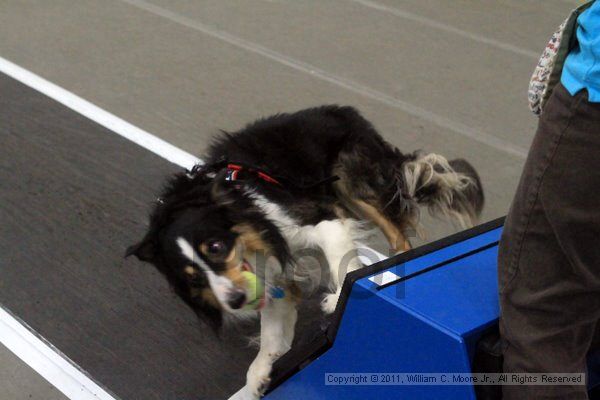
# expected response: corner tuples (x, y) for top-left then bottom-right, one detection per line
(126, 105), (484, 398)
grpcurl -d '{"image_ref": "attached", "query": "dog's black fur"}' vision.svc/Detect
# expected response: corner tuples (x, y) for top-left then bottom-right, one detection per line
(127, 105), (484, 330)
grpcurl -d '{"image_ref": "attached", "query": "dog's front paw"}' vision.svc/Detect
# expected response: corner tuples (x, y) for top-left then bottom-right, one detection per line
(321, 289), (341, 314)
(247, 359), (272, 398)
(250, 377), (270, 398)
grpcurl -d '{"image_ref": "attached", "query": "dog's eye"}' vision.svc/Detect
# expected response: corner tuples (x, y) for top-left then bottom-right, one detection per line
(206, 240), (227, 256)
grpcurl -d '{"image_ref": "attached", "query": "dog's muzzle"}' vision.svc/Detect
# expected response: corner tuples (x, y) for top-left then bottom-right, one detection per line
(227, 289), (247, 310)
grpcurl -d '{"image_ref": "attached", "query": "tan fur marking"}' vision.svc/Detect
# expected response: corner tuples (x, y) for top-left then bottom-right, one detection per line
(184, 265), (196, 276)
(354, 200), (411, 252)
(199, 242), (209, 257)
(211, 242), (247, 290)
(333, 168), (412, 252)
(223, 263), (247, 287)
(232, 224), (272, 255)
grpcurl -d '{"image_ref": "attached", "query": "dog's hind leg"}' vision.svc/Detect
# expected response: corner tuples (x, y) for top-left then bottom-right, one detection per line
(352, 199), (412, 252)
(334, 144), (484, 251)
(332, 170), (413, 253)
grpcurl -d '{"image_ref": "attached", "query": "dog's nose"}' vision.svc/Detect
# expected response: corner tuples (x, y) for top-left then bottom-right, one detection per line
(228, 290), (247, 310)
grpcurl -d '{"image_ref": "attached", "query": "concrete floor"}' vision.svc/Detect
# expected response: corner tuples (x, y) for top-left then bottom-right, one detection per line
(0, 344), (67, 400)
(0, 0), (579, 397)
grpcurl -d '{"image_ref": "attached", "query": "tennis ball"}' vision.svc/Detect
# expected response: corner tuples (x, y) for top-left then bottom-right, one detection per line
(241, 271), (264, 310)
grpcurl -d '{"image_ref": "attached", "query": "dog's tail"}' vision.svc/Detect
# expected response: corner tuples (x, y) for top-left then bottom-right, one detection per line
(400, 152), (484, 230)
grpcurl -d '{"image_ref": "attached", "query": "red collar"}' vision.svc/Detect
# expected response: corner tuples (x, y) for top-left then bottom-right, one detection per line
(225, 163), (282, 186)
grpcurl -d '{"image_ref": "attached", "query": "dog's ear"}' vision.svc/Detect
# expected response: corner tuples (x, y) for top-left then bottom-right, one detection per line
(125, 236), (156, 261)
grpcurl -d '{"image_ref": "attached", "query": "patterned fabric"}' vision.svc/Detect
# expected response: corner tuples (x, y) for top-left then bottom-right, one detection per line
(528, 1), (595, 116)
(528, 18), (569, 115)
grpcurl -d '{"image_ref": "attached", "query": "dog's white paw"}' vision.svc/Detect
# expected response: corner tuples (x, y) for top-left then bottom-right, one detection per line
(321, 290), (341, 314)
(246, 358), (272, 398)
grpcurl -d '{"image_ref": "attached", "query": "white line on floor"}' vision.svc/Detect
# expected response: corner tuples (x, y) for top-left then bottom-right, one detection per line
(117, 0), (528, 159)
(349, 0), (539, 59)
(0, 305), (119, 400)
(0, 57), (199, 170)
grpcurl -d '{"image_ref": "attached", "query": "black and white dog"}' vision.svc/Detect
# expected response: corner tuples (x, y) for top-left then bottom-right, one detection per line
(126, 106), (483, 398)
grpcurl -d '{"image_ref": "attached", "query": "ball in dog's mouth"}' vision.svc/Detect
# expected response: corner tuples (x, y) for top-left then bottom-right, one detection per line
(241, 270), (266, 310)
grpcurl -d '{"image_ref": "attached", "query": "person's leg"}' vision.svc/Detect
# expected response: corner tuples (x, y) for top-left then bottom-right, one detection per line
(498, 84), (600, 400)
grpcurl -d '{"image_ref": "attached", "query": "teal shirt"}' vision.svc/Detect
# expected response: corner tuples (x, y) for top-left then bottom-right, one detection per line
(562, 1), (600, 102)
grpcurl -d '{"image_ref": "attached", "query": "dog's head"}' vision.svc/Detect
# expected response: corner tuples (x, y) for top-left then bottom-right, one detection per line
(126, 165), (290, 330)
